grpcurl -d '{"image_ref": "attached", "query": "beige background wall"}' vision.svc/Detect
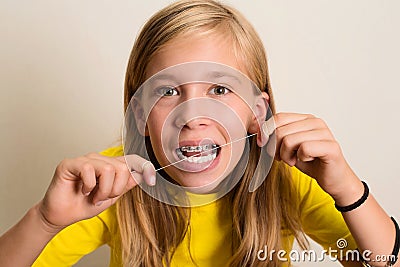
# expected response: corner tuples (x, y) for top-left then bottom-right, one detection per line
(1, 1), (399, 266)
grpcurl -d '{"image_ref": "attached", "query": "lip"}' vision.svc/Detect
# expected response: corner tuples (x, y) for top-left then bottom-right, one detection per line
(178, 139), (220, 147)
(172, 139), (222, 173)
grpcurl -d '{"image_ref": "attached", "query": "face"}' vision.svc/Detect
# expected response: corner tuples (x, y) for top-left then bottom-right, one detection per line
(143, 32), (268, 192)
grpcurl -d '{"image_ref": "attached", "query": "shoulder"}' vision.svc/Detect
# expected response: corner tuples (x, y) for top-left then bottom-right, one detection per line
(99, 146), (124, 157)
(53, 205), (118, 244)
(33, 205), (118, 266)
(289, 166), (338, 219)
(289, 166), (332, 207)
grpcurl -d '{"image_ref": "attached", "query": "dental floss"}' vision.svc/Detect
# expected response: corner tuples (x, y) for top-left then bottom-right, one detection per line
(131, 133), (258, 174)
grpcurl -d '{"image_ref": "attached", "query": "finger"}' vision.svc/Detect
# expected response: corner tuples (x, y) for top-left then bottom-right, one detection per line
(127, 172), (142, 190)
(84, 154), (133, 197)
(124, 154), (156, 186)
(258, 117), (275, 147)
(86, 153), (142, 189)
(86, 153), (156, 186)
(109, 161), (136, 198)
(79, 162), (97, 196)
(92, 163), (116, 205)
(279, 129), (333, 166)
(296, 140), (342, 164)
(275, 116), (329, 161)
(97, 172), (141, 208)
(274, 113), (314, 160)
(273, 113), (315, 128)
(141, 161), (156, 186)
(61, 158), (105, 197)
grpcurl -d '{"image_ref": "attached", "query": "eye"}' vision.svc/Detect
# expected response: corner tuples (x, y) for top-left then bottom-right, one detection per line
(208, 85), (231, 95)
(157, 86), (178, 96)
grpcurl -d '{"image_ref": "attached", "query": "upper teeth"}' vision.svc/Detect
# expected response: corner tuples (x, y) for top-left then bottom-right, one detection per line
(179, 144), (217, 153)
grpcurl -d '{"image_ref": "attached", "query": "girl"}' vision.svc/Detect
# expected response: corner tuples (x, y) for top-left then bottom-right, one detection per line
(0, 0), (398, 266)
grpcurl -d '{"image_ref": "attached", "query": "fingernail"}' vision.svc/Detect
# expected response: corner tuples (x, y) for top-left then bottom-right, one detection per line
(95, 201), (104, 206)
(149, 175), (156, 186)
(262, 117), (275, 136)
(83, 191), (90, 196)
(141, 161), (151, 171)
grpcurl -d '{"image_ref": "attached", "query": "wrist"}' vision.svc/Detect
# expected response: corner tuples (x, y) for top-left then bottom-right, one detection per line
(32, 202), (64, 235)
(0, 203), (63, 266)
(330, 178), (365, 207)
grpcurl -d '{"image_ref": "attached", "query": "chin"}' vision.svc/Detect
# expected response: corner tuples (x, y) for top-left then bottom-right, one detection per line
(183, 181), (221, 194)
(174, 173), (225, 194)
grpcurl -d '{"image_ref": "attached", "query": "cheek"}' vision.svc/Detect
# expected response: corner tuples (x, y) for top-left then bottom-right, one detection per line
(146, 112), (164, 139)
(228, 96), (255, 130)
(236, 106), (254, 130)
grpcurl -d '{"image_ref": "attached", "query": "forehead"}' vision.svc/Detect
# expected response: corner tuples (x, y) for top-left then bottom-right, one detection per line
(145, 32), (248, 79)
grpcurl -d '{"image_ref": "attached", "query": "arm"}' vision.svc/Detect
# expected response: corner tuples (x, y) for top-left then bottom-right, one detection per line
(336, 181), (398, 267)
(0, 153), (155, 267)
(0, 203), (61, 266)
(269, 112), (398, 267)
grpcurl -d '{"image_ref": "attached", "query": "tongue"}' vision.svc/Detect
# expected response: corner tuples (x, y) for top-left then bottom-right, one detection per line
(182, 149), (215, 157)
(183, 151), (202, 157)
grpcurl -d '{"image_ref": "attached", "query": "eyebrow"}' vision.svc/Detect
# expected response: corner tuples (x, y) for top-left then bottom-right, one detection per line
(149, 74), (177, 82)
(207, 71), (243, 84)
(149, 71), (243, 84)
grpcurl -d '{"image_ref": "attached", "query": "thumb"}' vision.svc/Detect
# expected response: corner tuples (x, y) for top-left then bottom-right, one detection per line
(257, 117), (275, 147)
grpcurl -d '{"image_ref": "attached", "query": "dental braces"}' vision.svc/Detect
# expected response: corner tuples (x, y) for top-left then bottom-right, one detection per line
(179, 144), (218, 153)
(154, 133), (257, 172)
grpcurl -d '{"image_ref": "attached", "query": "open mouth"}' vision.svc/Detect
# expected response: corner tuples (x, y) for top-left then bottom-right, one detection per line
(175, 144), (220, 164)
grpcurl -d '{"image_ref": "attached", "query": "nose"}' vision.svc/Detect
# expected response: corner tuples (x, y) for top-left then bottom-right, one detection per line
(176, 116), (212, 130)
(174, 84), (214, 129)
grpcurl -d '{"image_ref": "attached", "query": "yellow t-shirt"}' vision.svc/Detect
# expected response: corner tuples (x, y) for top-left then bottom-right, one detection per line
(33, 146), (357, 266)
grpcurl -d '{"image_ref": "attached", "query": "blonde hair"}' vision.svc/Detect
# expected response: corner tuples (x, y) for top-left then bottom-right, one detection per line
(118, 0), (308, 266)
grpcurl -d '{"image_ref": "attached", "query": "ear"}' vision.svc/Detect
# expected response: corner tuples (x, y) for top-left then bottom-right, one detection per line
(248, 92), (270, 147)
(131, 97), (148, 136)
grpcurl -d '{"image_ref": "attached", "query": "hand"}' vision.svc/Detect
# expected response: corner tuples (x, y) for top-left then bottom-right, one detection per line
(266, 112), (363, 203)
(38, 153), (156, 230)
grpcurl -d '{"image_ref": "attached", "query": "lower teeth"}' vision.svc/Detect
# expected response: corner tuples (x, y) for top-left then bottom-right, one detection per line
(176, 147), (218, 163)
